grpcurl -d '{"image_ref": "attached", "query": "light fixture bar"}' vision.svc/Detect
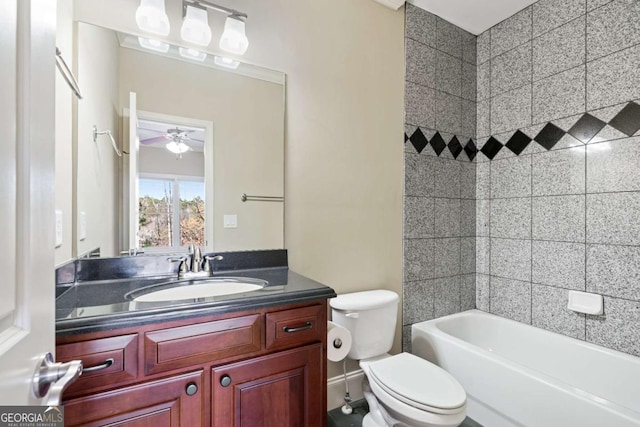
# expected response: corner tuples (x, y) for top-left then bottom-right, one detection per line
(183, 0), (247, 20)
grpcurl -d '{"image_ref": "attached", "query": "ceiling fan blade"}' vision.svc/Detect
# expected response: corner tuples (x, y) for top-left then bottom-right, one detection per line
(140, 136), (169, 145)
(137, 126), (167, 133)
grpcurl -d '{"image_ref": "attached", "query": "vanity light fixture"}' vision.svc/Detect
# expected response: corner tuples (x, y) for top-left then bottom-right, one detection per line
(219, 15), (249, 55)
(182, 0), (249, 55)
(214, 55), (240, 69)
(180, 5), (212, 46)
(138, 37), (170, 53)
(179, 47), (208, 61)
(135, 0), (170, 36)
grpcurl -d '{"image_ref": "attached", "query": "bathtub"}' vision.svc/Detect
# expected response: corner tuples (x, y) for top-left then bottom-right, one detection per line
(411, 310), (640, 427)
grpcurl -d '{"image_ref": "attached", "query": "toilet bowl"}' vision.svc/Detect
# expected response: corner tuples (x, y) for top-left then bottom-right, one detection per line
(330, 290), (467, 427)
(360, 353), (466, 427)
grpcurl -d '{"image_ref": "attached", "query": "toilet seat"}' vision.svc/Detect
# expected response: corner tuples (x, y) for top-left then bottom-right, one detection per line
(366, 353), (466, 415)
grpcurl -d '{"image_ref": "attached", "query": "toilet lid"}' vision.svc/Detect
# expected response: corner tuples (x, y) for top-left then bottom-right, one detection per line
(368, 353), (466, 412)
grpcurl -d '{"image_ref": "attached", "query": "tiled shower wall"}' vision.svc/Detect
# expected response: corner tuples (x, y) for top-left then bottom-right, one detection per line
(475, 0), (640, 356)
(404, 0), (640, 357)
(402, 4), (478, 351)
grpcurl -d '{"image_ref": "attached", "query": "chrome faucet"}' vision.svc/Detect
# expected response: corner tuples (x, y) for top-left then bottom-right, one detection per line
(168, 244), (218, 279)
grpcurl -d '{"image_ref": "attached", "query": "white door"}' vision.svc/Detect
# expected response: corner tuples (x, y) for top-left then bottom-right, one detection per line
(0, 0), (79, 406)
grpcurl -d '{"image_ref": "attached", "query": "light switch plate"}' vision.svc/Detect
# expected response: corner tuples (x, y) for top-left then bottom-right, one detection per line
(55, 210), (63, 248)
(79, 211), (87, 241)
(223, 214), (238, 228)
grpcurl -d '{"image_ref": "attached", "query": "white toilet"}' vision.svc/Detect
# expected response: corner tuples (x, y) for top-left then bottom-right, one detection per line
(330, 290), (466, 427)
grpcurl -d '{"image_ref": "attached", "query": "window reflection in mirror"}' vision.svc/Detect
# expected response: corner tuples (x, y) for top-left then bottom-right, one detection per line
(138, 178), (206, 250)
(136, 119), (207, 251)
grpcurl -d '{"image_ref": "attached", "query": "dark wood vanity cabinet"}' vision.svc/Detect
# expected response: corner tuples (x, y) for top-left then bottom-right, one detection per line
(62, 371), (204, 426)
(211, 344), (323, 426)
(56, 300), (328, 427)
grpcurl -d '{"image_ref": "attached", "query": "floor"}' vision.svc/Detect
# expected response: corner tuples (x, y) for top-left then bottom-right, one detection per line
(327, 400), (483, 427)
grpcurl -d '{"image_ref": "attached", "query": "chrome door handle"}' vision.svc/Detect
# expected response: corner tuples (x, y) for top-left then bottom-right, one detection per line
(32, 352), (83, 406)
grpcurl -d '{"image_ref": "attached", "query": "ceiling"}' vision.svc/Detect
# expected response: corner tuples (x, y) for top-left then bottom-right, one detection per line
(407, 0), (538, 35)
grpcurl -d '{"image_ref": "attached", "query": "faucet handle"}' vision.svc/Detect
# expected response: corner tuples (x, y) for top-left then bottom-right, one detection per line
(203, 255), (224, 273)
(168, 256), (188, 276)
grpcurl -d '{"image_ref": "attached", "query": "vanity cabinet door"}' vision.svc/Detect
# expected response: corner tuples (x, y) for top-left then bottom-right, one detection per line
(211, 343), (324, 427)
(63, 371), (203, 427)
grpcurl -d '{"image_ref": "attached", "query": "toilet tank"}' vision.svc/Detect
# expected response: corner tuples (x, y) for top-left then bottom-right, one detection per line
(330, 290), (398, 360)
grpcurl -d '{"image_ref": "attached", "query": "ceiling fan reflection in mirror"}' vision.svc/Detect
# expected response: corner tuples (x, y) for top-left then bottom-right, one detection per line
(138, 120), (205, 159)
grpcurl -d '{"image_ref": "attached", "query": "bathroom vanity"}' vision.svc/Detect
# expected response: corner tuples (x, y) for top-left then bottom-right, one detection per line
(55, 251), (335, 426)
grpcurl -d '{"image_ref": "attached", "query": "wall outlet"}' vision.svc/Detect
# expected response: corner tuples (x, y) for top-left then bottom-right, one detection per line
(223, 214), (238, 228)
(79, 211), (87, 241)
(55, 210), (63, 248)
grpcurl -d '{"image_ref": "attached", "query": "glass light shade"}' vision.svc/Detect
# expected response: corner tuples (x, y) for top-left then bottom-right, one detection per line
(219, 16), (249, 55)
(179, 47), (207, 62)
(166, 141), (190, 154)
(138, 37), (170, 53)
(214, 56), (240, 70)
(181, 6), (212, 47)
(135, 0), (170, 36)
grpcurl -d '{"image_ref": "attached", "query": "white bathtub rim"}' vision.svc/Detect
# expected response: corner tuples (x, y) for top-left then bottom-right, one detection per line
(411, 309), (640, 422)
(423, 309), (640, 365)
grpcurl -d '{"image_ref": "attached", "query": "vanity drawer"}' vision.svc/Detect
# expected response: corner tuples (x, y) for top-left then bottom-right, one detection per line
(265, 304), (324, 350)
(57, 334), (138, 398)
(144, 314), (262, 375)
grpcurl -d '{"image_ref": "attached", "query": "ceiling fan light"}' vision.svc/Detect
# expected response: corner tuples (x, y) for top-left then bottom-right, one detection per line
(166, 141), (190, 154)
(135, 0), (170, 36)
(219, 16), (249, 55)
(179, 47), (207, 61)
(181, 5), (212, 47)
(138, 37), (170, 53)
(214, 55), (240, 69)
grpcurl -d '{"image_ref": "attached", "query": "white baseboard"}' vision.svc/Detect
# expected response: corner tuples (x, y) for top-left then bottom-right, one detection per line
(327, 369), (365, 411)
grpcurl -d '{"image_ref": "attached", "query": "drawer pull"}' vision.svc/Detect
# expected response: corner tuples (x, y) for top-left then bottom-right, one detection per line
(83, 358), (114, 373)
(185, 382), (198, 396)
(282, 322), (312, 333)
(220, 375), (232, 387)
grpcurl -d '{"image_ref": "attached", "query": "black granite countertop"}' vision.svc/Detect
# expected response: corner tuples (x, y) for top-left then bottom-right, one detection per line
(56, 267), (336, 337)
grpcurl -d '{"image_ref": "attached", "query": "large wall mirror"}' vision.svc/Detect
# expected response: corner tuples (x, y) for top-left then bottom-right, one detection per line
(69, 22), (285, 258)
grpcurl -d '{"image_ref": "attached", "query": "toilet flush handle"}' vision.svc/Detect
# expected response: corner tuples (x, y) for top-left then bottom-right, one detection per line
(345, 312), (359, 319)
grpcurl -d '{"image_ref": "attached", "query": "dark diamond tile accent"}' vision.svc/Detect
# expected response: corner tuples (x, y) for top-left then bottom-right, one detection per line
(535, 123), (565, 150)
(464, 139), (477, 161)
(568, 113), (606, 144)
(505, 130), (532, 155)
(404, 133), (409, 143)
(448, 136), (463, 159)
(430, 132), (447, 156)
(410, 128), (429, 153)
(608, 102), (640, 137)
(480, 137), (503, 160)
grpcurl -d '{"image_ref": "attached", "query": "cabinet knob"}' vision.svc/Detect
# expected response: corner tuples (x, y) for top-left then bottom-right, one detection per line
(185, 382), (198, 396)
(220, 375), (232, 387)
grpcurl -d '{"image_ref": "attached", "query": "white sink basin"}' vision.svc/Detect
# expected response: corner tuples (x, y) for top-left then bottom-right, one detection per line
(130, 278), (266, 303)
